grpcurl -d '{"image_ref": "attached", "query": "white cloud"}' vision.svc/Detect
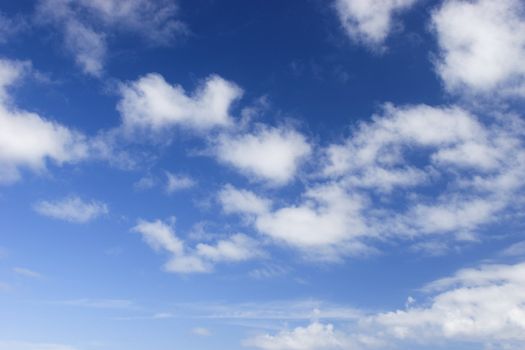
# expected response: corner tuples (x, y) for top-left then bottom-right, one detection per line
(133, 219), (183, 255)
(13, 267), (43, 279)
(0, 342), (78, 350)
(219, 104), (525, 258)
(36, 0), (185, 76)
(165, 172), (196, 193)
(255, 184), (368, 249)
(196, 233), (261, 262)
(322, 104), (525, 236)
(221, 184), (374, 260)
(432, 0), (525, 96)
(248, 261), (525, 349)
(118, 74), (243, 134)
(0, 58), (90, 184)
(369, 262), (525, 347)
(215, 125), (311, 185)
(132, 218), (261, 273)
(245, 322), (349, 350)
(334, 0), (418, 47)
(34, 196), (108, 223)
(218, 184), (272, 216)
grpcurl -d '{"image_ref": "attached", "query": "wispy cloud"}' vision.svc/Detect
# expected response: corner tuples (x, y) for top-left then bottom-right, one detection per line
(34, 196), (108, 223)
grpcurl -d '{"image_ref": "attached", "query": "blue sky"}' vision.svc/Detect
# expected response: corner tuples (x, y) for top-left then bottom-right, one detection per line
(1, 0), (525, 349)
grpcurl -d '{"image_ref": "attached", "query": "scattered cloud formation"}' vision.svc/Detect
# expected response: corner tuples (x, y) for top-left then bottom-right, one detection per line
(132, 218), (262, 273)
(432, 0), (525, 96)
(118, 74), (243, 134)
(35, 0), (185, 76)
(334, 0), (418, 47)
(34, 196), (108, 223)
(220, 104), (525, 258)
(215, 125), (312, 185)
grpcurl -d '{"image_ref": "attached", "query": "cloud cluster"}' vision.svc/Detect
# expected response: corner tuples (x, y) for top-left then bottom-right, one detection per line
(334, 0), (418, 47)
(132, 218), (262, 273)
(219, 104), (525, 258)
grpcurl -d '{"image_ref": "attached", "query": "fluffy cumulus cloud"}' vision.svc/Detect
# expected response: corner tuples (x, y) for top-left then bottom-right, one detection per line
(368, 261), (525, 348)
(118, 74), (243, 134)
(35, 0), (185, 76)
(334, 0), (418, 47)
(219, 184), (372, 259)
(245, 322), (349, 350)
(0, 58), (90, 184)
(34, 196), (108, 223)
(215, 125), (312, 185)
(432, 0), (525, 96)
(132, 218), (262, 273)
(249, 260), (525, 349)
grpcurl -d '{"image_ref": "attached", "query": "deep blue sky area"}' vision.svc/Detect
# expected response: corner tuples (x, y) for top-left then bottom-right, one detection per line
(0, 1), (524, 350)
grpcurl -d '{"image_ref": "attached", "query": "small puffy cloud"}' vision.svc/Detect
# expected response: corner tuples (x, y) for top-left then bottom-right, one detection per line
(220, 184), (372, 260)
(118, 74), (243, 134)
(36, 0), (185, 76)
(195, 233), (261, 262)
(432, 0), (525, 97)
(0, 59), (89, 184)
(215, 126), (311, 185)
(133, 219), (184, 255)
(335, 0), (418, 47)
(34, 196), (108, 223)
(255, 184), (368, 249)
(166, 172), (196, 193)
(245, 322), (349, 350)
(218, 184), (272, 216)
(132, 218), (261, 273)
